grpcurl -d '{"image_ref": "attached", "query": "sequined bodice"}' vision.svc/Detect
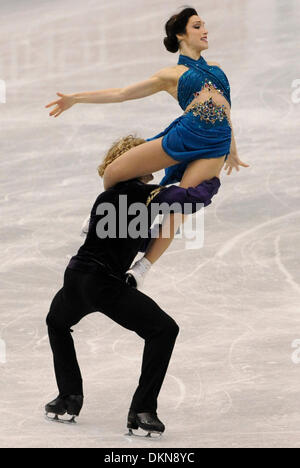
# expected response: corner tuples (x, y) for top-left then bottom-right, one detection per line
(177, 54), (231, 111)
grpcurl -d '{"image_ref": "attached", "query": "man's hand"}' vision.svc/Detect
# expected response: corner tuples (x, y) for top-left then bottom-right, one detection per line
(224, 151), (250, 176)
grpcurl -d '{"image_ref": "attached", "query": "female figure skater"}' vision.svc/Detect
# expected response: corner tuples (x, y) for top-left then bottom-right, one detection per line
(45, 134), (221, 437)
(45, 7), (249, 287)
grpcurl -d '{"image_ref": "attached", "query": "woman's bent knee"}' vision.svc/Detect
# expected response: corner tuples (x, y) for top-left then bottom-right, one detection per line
(103, 163), (116, 190)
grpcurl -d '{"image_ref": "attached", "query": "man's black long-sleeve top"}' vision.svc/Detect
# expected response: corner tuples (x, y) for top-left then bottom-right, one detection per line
(68, 177), (221, 278)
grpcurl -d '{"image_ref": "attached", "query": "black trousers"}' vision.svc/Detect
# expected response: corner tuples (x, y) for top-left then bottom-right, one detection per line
(46, 258), (179, 413)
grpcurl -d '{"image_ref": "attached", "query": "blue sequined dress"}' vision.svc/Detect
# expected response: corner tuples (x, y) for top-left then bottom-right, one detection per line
(146, 54), (232, 186)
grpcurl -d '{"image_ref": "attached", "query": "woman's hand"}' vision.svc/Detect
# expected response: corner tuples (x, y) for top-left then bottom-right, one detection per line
(223, 151), (250, 175)
(45, 92), (76, 118)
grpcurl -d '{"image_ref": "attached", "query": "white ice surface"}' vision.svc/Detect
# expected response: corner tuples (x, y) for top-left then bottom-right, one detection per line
(0, 0), (300, 448)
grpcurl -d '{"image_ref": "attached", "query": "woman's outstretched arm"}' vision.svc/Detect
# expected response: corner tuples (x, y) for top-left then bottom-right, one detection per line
(45, 68), (173, 118)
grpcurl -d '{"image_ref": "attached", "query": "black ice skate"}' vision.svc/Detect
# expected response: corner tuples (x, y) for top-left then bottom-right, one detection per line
(45, 395), (83, 424)
(125, 409), (165, 438)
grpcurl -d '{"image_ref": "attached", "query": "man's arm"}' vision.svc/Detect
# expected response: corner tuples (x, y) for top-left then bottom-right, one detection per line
(138, 177), (221, 252)
(154, 176), (221, 213)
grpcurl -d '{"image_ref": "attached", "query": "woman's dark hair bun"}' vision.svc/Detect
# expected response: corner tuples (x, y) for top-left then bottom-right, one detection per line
(163, 35), (179, 53)
(163, 6), (198, 54)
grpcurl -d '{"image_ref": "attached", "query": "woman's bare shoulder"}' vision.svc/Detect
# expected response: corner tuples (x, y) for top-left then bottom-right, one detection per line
(152, 65), (187, 80)
(151, 65), (188, 93)
(156, 61), (222, 75)
(206, 61), (221, 68)
(151, 64), (190, 99)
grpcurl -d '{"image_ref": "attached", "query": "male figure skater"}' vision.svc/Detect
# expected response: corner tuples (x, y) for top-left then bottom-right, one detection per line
(45, 136), (221, 437)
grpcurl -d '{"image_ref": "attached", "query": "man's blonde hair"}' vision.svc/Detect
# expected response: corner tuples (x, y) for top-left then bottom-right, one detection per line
(98, 135), (146, 177)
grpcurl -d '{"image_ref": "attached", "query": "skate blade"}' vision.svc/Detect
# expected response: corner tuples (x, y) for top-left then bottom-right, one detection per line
(45, 413), (77, 424)
(125, 428), (162, 439)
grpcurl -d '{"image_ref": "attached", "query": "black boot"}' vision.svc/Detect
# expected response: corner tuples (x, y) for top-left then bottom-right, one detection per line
(127, 409), (165, 437)
(45, 395), (83, 423)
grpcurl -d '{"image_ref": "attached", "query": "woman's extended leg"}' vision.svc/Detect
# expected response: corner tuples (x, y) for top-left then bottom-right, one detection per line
(144, 156), (226, 264)
(103, 137), (178, 190)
